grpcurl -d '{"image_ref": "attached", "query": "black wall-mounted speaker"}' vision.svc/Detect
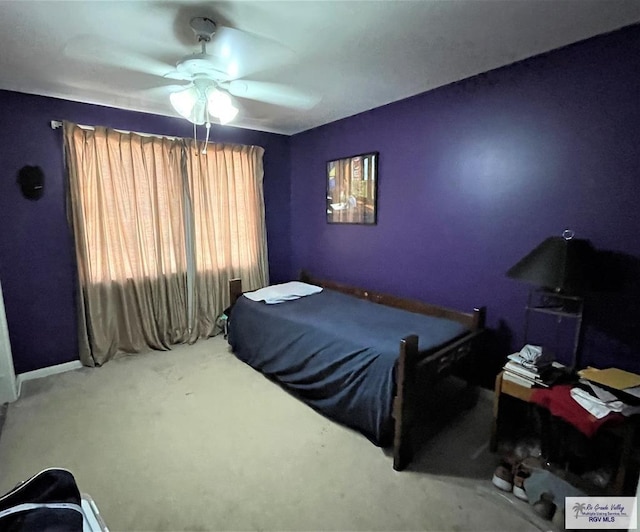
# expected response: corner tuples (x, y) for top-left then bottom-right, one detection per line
(17, 165), (45, 200)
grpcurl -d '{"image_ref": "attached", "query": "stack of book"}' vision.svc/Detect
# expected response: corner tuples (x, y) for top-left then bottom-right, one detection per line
(503, 350), (557, 388)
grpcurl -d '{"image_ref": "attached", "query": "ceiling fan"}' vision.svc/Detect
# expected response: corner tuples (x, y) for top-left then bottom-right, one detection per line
(64, 15), (319, 129)
(161, 17), (319, 127)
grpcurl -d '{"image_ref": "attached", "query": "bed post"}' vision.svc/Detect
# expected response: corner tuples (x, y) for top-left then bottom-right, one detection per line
(229, 278), (243, 307)
(393, 334), (419, 471)
(472, 306), (486, 330)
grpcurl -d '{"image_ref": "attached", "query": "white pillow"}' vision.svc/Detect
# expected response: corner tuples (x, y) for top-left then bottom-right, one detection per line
(243, 281), (322, 304)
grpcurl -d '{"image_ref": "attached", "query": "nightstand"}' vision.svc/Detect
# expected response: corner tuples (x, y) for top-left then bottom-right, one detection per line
(490, 371), (639, 495)
(490, 371), (532, 453)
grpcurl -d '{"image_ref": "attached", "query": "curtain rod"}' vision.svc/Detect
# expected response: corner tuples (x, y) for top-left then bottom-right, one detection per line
(49, 120), (180, 141)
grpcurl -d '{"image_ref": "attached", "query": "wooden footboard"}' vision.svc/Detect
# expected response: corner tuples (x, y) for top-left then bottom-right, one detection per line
(229, 274), (486, 472)
(393, 329), (485, 469)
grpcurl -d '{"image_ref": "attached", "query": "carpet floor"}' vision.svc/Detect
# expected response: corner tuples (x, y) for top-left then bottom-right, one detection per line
(0, 336), (550, 531)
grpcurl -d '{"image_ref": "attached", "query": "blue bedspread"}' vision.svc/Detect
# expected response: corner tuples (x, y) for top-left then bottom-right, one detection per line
(228, 289), (469, 445)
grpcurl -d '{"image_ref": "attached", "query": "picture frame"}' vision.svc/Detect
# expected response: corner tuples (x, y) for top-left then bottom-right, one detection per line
(326, 152), (378, 225)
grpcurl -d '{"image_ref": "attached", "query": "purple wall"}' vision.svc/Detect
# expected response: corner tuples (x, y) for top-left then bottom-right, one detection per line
(0, 91), (291, 373)
(290, 24), (640, 376)
(2, 24), (639, 376)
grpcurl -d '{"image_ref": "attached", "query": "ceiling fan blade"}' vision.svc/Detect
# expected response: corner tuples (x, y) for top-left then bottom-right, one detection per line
(208, 26), (296, 80)
(226, 80), (321, 110)
(64, 35), (176, 79)
(139, 83), (191, 97)
(163, 70), (193, 82)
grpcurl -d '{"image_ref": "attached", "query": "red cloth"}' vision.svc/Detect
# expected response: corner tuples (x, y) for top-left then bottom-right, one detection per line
(530, 384), (625, 437)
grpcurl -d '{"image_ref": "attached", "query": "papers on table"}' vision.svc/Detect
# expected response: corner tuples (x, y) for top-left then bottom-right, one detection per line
(572, 381), (640, 418)
(503, 346), (564, 388)
(578, 367), (640, 391)
(570, 374), (640, 419)
(586, 381), (619, 403)
(622, 385), (640, 400)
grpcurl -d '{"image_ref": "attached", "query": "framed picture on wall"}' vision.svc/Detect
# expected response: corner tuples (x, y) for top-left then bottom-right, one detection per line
(326, 152), (378, 225)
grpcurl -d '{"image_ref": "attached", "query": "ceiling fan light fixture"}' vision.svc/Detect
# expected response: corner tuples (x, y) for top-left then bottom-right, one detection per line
(170, 86), (207, 125)
(207, 88), (231, 113)
(207, 88), (238, 125)
(217, 103), (239, 125)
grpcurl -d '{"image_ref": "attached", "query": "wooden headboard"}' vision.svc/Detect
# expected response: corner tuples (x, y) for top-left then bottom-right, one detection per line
(298, 270), (485, 331)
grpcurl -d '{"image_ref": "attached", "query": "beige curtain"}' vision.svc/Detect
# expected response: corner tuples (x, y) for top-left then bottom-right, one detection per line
(65, 123), (189, 365)
(184, 140), (269, 338)
(64, 123), (268, 366)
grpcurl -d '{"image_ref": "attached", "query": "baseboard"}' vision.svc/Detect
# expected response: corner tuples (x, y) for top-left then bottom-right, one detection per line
(16, 360), (83, 396)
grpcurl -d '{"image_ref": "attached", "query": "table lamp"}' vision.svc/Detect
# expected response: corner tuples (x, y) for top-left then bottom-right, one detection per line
(506, 229), (594, 370)
(506, 229), (593, 296)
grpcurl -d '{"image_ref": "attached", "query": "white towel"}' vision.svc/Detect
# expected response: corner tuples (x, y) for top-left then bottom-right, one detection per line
(570, 388), (612, 419)
(570, 387), (640, 418)
(243, 281), (322, 304)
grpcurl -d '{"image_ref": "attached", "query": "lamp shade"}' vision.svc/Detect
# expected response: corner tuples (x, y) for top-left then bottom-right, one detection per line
(170, 83), (239, 126)
(506, 233), (594, 294)
(170, 86), (207, 125)
(207, 89), (239, 125)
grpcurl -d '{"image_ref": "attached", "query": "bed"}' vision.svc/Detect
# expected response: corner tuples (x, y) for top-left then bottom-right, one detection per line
(227, 272), (486, 470)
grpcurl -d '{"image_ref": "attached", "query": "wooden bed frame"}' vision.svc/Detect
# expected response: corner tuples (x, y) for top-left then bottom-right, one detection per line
(228, 272), (486, 471)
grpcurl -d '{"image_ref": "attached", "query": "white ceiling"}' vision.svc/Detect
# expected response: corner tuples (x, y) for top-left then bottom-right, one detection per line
(1, 1), (639, 135)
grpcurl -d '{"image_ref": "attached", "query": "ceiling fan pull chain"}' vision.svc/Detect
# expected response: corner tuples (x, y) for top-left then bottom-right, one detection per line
(201, 98), (211, 155)
(193, 121), (199, 156)
(202, 122), (211, 155)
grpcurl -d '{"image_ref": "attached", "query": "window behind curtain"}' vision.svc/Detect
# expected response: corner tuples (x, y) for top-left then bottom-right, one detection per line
(64, 123), (268, 366)
(184, 139), (269, 338)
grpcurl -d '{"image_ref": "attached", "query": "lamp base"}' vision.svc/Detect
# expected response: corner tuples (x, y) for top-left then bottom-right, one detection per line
(523, 288), (584, 372)
(536, 290), (583, 315)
